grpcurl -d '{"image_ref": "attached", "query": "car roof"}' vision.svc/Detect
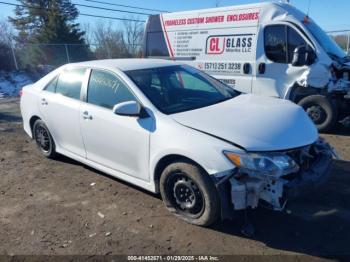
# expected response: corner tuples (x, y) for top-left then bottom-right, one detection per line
(70, 58), (182, 71)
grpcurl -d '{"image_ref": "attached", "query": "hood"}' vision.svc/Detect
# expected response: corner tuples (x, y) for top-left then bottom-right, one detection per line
(171, 94), (318, 151)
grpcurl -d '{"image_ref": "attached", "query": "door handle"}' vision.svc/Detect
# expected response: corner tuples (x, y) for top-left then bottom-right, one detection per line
(82, 111), (92, 120)
(243, 63), (251, 74)
(41, 98), (48, 106)
(258, 63), (266, 74)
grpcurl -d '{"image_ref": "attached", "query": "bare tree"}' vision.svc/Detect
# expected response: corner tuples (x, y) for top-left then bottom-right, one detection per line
(0, 19), (18, 71)
(331, 34), (349, 52)
(82, 22), (94, 46)
(93, 21), (129, 59)
(122, 17), (144, 57)
(0, 19), (14, 44)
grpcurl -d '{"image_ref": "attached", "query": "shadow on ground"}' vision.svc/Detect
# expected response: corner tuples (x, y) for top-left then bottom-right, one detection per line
(323, 125), (350, 137)
(54, 154), (160, 198)
(212, 160), (350, 258)
(0, 111), (22, 123)
(55, 152), (350, 258)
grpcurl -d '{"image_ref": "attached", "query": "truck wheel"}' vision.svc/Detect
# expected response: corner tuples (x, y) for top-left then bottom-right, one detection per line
(298, 95), (337, 132)
(33, 119), (57, 159)
(159, 161), (220, 226)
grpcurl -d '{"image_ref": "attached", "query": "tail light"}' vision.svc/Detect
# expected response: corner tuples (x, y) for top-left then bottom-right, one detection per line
(19, 89), (23, 97)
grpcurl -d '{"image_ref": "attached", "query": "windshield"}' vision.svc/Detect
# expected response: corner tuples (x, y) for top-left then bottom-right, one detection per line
(305, 21), (346, 59)
(125, 65), (237, 114)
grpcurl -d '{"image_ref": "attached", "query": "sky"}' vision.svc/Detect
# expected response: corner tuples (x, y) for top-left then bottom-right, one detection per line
(1, 0), (350, 32)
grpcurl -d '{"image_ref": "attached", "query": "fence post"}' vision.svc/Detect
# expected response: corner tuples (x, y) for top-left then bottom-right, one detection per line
(10, 42), (19, 71)
(347, 33), (350, 55)
(106, 43), (111, 59)
(8, 38), (18, 71)
(64, 44), (70, 63)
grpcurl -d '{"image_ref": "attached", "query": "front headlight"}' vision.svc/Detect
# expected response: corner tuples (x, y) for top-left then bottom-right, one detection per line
(223, 151), (299, 176)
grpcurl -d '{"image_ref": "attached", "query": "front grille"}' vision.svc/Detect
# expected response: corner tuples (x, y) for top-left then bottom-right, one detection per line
(286, 144), (317, 173)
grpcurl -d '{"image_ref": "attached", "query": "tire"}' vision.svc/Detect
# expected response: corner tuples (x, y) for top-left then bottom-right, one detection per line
(33, 119), (57, 159)
(298, 95), (338, 132)
(159, 161), (220, 226)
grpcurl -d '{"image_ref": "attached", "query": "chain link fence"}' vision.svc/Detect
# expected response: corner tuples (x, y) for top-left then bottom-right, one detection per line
(1, 42), (141, 74)
(1, 31), (349, 74)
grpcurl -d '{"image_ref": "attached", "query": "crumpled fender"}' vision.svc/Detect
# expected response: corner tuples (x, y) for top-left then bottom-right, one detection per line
(296, 63), (331, 88)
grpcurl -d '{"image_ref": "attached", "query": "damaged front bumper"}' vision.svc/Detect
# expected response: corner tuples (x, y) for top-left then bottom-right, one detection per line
(214, 139), (334, 219)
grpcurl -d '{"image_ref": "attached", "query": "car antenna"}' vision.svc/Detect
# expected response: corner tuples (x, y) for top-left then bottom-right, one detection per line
(303, 0), (312, 24)
(306, 0), (312, 19)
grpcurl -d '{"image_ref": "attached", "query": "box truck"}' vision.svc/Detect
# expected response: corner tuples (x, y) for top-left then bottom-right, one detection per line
(142, 1), (350, 131)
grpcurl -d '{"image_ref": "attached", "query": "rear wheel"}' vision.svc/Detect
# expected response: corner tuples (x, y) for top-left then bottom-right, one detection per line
(33, 119), (57, 159)
(298, 95), (337, 132)
(159, 161), (220, 226)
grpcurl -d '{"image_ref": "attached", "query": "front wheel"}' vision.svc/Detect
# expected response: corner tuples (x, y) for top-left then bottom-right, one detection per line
(159, 161), (220, 226)
(298, 95), (338, 132)
(33, 119), (57, 159)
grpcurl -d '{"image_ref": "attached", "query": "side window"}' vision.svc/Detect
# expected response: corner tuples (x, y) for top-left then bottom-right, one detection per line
(87, 70), (136, 109)
(264, 25), (287, 63)
(44, 76), (58, 93)
(56, 68), (86, 99)
(146, 32), (169, 57)
(287, 27), (308, 63)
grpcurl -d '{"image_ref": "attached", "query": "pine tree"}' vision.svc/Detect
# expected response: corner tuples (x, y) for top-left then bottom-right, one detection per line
(9, 0), (91, 68)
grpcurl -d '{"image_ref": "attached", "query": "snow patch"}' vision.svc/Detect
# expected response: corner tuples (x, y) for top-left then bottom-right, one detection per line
(0, 71), (33, 98)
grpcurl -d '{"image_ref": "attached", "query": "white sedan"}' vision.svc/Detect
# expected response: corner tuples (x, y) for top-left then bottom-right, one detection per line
(20, 59), (333, 226)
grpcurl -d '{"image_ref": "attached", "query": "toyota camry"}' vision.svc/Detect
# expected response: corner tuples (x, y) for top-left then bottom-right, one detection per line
(20, 59), (334, 226)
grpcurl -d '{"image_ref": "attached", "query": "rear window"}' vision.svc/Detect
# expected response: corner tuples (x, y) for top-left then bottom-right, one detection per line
(44, 76), (58, 93)
(56, 68), (86, 100)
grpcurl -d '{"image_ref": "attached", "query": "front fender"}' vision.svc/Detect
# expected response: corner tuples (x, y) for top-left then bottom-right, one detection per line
(149, 119), (241, 185)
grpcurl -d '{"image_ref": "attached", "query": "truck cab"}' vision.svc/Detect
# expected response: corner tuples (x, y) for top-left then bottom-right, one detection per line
(143, 2), (350, 132)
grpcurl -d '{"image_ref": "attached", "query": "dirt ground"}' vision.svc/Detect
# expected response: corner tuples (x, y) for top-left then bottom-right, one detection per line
(1, 98), (350, 259)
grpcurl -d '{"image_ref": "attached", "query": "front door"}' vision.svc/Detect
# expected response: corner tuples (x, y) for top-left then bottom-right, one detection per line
(80, 69), (152, 181)
(253, 24), (313, 98)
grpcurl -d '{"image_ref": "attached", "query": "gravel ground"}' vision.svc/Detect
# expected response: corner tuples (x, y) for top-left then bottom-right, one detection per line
(1, 98), (350, 259)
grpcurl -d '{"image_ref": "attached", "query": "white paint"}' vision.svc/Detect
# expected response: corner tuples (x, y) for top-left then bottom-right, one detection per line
(20, 59), (321, 203)
(148, 2), (350, 99)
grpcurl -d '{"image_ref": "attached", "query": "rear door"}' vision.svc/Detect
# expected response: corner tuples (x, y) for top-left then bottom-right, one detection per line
(38, 67), (87, 157)
(80, 69), (152, 181)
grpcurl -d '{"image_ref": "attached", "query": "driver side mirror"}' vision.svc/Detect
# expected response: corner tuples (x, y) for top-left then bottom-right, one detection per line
(113, 101), (141, 117)
(292, 45), (316, 66)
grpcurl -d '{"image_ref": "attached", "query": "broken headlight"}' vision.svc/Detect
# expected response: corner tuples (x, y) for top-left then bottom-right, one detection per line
(223, 151), (299, 176)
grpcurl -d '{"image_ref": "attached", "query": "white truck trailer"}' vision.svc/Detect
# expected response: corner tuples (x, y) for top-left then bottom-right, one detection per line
(143, 1), (350, 131)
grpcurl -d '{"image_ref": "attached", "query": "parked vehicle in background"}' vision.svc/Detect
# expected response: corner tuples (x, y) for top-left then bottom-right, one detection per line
(21, 59), (334, 226)
(143, 2), (350, 132)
